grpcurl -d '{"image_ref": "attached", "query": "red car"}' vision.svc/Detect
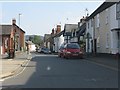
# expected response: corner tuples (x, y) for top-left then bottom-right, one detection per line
(62, 43), (84, 59)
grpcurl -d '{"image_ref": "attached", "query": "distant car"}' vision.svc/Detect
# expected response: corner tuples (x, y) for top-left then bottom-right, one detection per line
(37, 48), (41, 53)
(62, 43), (84, 59)
(41, 47), (51, 54)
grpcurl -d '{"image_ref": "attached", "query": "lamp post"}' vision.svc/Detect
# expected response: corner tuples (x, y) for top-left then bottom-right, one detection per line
(18, 13), (22, 51)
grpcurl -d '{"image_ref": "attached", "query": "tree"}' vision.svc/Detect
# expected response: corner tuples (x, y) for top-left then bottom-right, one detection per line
(29, 36), (33, 41)
(32, 35), (42, 45)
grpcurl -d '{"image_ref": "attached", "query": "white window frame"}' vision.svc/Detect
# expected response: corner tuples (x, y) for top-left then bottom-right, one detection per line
(106, 9), (109, 25)
(97, 37), (100, 48)
(75, 30), (76, 37)
(91, 19), (94, 27)
(106, 33), (109, 48)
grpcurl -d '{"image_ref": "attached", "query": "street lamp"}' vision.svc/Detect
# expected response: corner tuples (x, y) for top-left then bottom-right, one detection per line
(18, 13), (22, 51)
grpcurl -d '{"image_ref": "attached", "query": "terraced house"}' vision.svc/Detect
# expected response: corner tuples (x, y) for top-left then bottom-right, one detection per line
(86, 2), (120, 55)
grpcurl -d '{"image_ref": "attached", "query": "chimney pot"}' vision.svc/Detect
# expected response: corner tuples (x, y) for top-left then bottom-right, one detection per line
(12, 18), (16, 25)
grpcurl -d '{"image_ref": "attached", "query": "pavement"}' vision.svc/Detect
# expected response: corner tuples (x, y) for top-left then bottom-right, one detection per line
(0, 51), (32, 79)
(85, 53), (119, 71)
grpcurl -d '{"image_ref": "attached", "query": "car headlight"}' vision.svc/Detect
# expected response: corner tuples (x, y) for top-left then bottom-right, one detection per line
(79, 51), (83, 54)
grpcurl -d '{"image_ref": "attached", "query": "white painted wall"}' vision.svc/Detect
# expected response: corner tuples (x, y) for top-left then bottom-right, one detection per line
(111, 31), (118, 54)
(30, 44), (36, 52)
(110, 4), (118, 30)
(86, 20), (93, 53)
(54, 34), (64, 52)
(59, 35), (64, 49)
(47, 42), (50, 49)
(110, 4), (119, 54)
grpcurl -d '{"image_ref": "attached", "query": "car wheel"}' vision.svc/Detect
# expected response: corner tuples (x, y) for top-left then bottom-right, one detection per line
(79, 56), (84, 59)
(58, 54), (60, 58)
(59, 54), (61, 58)
(64, 55), (68, 59)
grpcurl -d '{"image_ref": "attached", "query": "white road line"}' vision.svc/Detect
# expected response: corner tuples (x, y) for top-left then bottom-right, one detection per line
(84, 59), (119, 72)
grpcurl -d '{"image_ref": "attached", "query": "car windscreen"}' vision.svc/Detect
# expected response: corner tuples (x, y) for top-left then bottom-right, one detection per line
(67, 43), (80, 49)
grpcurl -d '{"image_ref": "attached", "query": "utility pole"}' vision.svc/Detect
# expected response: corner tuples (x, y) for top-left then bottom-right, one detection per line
(18, 13), (22, 51)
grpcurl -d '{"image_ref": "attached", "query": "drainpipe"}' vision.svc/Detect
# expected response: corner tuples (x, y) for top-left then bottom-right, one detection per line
(93, 17), (96, 55)
(118, 23), (120, 58)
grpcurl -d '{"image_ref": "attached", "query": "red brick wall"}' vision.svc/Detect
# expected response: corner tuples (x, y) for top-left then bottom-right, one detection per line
(20, 30), (25, 50)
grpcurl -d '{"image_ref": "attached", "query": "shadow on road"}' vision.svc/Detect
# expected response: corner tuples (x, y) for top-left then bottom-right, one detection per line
(2, 54), (118, 88)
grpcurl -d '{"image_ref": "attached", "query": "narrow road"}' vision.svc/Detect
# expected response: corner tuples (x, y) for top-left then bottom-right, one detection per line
(2, 53), (118, 88)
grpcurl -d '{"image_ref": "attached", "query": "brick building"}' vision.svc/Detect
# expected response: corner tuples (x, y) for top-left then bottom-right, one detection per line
(0, 19), (25, 58)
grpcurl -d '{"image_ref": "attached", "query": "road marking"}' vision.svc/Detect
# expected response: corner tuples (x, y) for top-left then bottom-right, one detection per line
(84, 59), (119, 72)
(7, 59), (13, 61)
(47, 66), (51, 71)
(84, 78), (97, 82)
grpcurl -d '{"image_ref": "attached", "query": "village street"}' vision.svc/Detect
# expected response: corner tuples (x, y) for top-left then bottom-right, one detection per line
(1, 52), (118, 88)
(0, 2), (120, 89)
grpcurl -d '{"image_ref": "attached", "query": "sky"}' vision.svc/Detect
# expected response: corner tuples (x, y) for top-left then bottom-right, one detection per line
(1, 1), (105, 36)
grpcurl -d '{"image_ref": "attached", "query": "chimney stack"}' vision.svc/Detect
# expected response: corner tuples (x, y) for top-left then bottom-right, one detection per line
(52, 28), (54, 34)
(12, 18), (16, 25)
(56, 25), (61, 34)
(51, 28), (55, 36)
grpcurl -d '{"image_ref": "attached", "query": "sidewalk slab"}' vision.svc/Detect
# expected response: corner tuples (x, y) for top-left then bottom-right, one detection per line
(0, 52), (31, 79)
(85, 53), (118, 69)
(0, 60), (29, 79)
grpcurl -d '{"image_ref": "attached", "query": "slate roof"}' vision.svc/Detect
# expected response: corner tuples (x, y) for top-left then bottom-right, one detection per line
(0, 25), (12, 35)
(86, 2), (116, 21)
(64, 24), (78, 32)
(44, 34), (51, 41)
(0, 24), (25, 35)
(13, 24), (25, 33)
(77, 23), (86, 36)
(52, 31), (64, 38)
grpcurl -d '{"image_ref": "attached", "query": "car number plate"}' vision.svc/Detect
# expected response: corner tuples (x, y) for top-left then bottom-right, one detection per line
(73, 54), (78, 56)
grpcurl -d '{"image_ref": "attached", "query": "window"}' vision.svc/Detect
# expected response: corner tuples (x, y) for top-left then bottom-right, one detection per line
(91, 19), (94, 27)
(71, 32), (74, 37)
(116, 2), (120, 12)
(88, 22), (89, 29)
(5, 38), (8, 49)
(116, 2), (120, 20)
(68, 36), (70, 39)
(106, 16), (108, 25)
(67, 43), (80, 49)
(97, 37), (100, 48)
(106, 9), (108, 24)
(106, 33), (109, 48)
(74, 30), (76, 37)
(96, 14), (100, 28)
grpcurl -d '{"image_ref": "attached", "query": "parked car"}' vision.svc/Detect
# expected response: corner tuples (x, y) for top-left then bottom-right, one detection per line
(37, 48), (41, 53)
(62, 43), (84, 59)
(58, 44), (65, 57)
(41, 47), (51, 54)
